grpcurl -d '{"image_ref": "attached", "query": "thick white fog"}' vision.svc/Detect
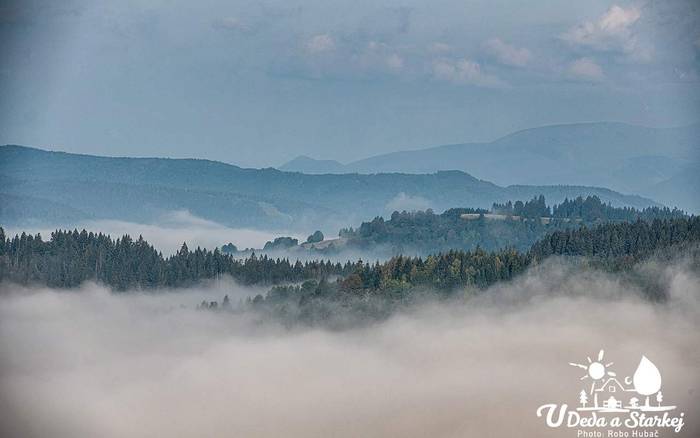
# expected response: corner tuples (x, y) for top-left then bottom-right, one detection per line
(1, 260), (698, 438)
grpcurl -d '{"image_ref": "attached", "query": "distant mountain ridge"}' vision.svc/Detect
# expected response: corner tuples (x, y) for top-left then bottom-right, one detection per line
(1, 145), (660, 230)
(279, 122), (700, 212)
(281, 155), (346, 174)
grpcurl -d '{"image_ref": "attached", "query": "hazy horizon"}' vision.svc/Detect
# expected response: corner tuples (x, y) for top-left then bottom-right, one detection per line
(1, 0), (698, 167)
(3, 119), (699, 169)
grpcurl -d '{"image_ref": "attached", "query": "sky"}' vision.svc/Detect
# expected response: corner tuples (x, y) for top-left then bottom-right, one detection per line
(0, 0), (699, 168)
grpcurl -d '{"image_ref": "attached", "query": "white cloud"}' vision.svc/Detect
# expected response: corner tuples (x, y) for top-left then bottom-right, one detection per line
(432, 58), (506, 88)
(483, 38), (531, 67)
(568, 57), (604, 81)
(561, 5), (651, 62)
(598, 5), (640, 31)
(305, 34), (335, 54)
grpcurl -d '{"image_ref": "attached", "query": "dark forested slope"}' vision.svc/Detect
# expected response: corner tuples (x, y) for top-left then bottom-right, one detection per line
(336, 196), (684, 255)
(2, 216), (697, 294)
(223, 216), (700, 326)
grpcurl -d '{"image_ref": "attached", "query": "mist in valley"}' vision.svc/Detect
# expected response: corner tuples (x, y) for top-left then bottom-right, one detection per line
(1, 259), (698, 438)
(1, 0), (698, 436)
(4, 210), (305, 256)
(3, 210), (399, 265)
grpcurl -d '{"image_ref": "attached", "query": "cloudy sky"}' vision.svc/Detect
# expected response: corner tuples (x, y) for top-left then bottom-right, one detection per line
(1, 0), (699, 167)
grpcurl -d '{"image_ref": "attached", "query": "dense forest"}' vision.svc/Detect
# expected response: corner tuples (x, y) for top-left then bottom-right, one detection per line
(275, 217), (700, 296)
(337, 195), (685, 254)
(220, 216), (700, 326)
(492, 195), (684, 221)
(0, 228), (352, 290)
(3, 216), (698, 312)
(3, 216), (699, 326)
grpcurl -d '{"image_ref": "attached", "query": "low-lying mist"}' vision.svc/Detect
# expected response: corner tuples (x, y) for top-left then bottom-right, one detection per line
(1, 260), (698, 437)
(5, 210), (302, 256)
(4, 210), (396, 262)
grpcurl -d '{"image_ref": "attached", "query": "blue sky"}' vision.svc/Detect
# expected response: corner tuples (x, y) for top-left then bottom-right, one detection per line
(1, 0), (699, 167)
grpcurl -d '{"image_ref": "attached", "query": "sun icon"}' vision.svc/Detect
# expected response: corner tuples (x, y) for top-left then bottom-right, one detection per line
(570, 349), (616, 393)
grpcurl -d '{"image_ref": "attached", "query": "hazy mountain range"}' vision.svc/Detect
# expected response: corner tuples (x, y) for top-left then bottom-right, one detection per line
(0, 145), (659, 231)
(280, 122), (700, 212)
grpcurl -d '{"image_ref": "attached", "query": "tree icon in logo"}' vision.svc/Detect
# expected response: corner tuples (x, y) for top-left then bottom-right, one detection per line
(629, 356), (662, 409)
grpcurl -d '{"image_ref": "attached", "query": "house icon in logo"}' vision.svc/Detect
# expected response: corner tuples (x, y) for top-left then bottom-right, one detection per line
(592, 376), (633, 411)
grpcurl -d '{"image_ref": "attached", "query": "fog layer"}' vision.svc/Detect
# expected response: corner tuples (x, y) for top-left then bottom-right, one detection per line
(5, 210), (302, 255)
(1, 261), (698, 437)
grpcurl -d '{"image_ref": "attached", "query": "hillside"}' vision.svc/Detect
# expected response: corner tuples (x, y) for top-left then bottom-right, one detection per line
(279, 122), (699, 212)
(4, 216), (698, 324)
(334, 196), (685, 255)
(0, 145), (658, 230)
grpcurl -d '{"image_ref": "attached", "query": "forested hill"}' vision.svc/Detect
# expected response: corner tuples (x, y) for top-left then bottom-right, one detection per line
(228, 217), (700, 326)
(0, 228), (352, 290)
(338, 195), (684, 254)
(1, 217), (698, 294)
(0, 145), (658, 229)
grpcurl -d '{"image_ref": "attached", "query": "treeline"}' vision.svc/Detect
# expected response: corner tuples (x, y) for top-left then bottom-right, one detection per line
(530, 217), (700, 262)
(221, 216), (700, 327)
(341, 196), (685, 254)
(270, 216), (700, 296)
(492, 195), (550, 218)
(2, 216), (698, 296)
(492, 195), (683, 221)
(348, 208), (545, 253)
(0, 228), (352, 289)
